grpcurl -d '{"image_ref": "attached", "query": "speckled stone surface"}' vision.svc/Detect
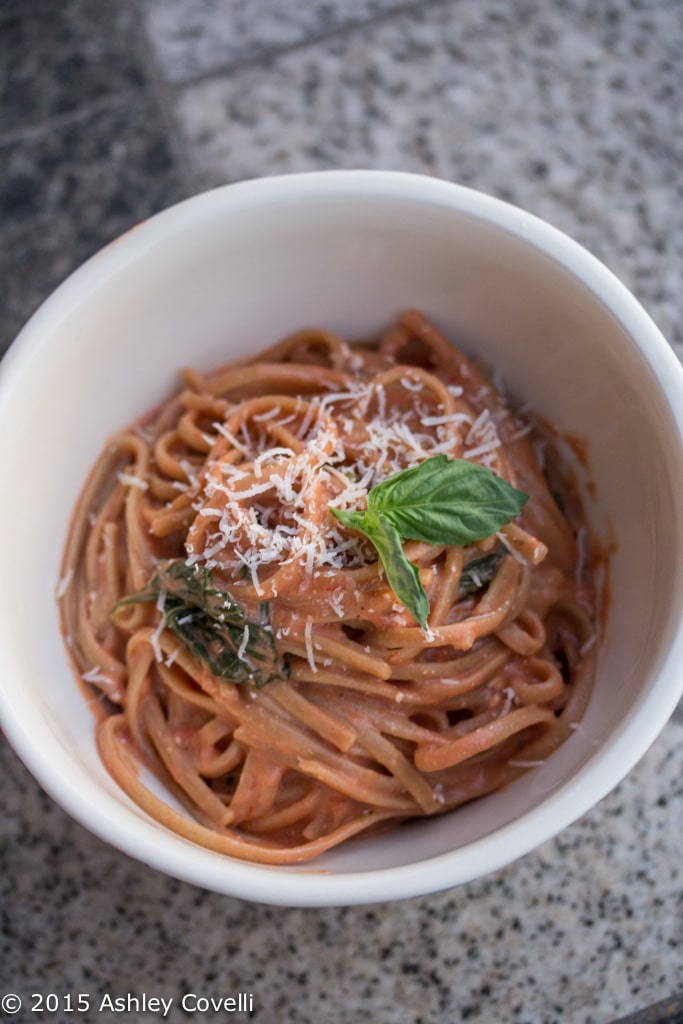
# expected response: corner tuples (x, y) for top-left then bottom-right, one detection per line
(2, 2), (683, 1022)
(168, 0), (683, 356)
(0, 2), (187, 356)
(141, 0), (430, 83)
(0, 96), (185, 353)
(1, 1), (145, 131)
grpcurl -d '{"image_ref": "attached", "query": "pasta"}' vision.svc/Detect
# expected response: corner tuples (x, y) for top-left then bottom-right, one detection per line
(58, 310), (598, 864)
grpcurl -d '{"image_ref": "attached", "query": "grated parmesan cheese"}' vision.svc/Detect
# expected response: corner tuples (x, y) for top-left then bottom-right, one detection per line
(421, 413), (471, 427)
(496, 530), (528, 564)
(252, 406), (282, 422)
(187, 376), (507, 595)
(118, 472), (148, 491)
(213, 421), (251, 455)
(164, 646), (182, 668)
(56, 567), (74, 598)
(329, 588), (346, 618)
(304, 618), (317, 673)
(82, 665), (109, 685)
(237, 624), (250, 661)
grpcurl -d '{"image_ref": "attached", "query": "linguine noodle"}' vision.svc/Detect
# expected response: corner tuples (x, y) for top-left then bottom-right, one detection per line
(58, 311), (598, 864)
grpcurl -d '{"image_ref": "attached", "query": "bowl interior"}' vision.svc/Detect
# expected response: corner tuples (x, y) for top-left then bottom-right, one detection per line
(2, 173), (683, 904)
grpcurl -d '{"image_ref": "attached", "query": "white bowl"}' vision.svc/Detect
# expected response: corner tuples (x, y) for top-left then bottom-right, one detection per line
(2, 171), (683, 907)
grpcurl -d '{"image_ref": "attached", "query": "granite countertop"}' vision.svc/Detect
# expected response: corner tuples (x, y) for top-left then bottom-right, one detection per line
(1, 2), (682, 1022)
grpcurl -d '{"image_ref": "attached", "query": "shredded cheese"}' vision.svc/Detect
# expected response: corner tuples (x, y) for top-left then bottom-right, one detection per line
(237, 624), (250, 661)
(56, 567), (74, 598)
(188, 380), (514, 594)
(304, 618), (317, 673)
(117, 472), (148, 491)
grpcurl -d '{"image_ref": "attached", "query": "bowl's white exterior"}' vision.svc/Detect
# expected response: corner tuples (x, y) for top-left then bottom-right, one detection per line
(1, 171), (683, 906)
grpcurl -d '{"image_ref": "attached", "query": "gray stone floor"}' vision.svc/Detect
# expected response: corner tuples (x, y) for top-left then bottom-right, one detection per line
(1, 3), (682, 1023)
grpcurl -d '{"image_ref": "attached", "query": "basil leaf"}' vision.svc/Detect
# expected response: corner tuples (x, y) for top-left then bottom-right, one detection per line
(115, 559), (287, 687)
(368, 454), (528, 546)
(331, 510), (430, 628)
(330, 508), (367, 533)
(330, 456), (527, 626)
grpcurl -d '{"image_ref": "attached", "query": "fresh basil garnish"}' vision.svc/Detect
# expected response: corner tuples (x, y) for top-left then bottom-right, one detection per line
(346, 511), (430, 632)
(115, 559), (287, 687)
(331, 455), (528, 628)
